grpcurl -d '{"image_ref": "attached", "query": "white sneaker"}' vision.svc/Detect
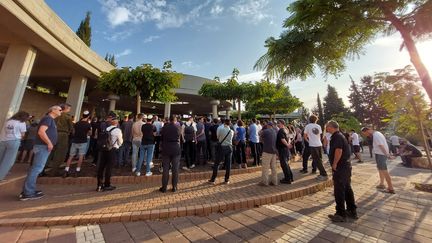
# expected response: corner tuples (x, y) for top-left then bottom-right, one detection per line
(182, 166), (189, 170)
(132, 168), (136, 173)
(189, 164), (195, 169)
(169, 169), (172, 175)
(145, 172), (153, 176)
(135, 172), (141, 177)
(150, 162), (154, 168)
(159, 167), (163, 173)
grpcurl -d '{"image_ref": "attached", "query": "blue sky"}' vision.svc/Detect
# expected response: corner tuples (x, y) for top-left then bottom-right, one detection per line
(45, 0), (432, 110)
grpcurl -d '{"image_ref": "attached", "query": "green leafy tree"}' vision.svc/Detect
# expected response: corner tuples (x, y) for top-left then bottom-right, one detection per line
(199, 68), (254, 120)
(254, 0), (432, 103)
(332, 113), (362, 133)
(323, 85), (347, 122)
(98, 61), (182, 114)
(104, 53), (117, 67)
(348, 78), (366, 123)
(359, 76), (388, 128)
(76, 11), (92, 47)
(246, 80), (302, 119)
(312, 93), (325, 127)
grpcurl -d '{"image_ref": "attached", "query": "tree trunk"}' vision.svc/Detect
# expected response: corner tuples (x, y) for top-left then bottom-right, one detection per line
(409, 98), (432, 168)
(381, 6), (432, 104)
(237, 99), (241, 120)
(136, 92), (141, 114)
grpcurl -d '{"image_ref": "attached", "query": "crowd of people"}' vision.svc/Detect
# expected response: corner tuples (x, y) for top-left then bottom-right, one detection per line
(0, 103), (425, 224)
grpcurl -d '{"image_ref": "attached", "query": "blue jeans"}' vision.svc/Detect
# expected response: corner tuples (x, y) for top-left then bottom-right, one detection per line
(132, 140), (144, 171)
(0, 139), (21, 180)
(23, 144), (51, 196)
(138, 144), (155, 173)
(118, 141), (132, 166)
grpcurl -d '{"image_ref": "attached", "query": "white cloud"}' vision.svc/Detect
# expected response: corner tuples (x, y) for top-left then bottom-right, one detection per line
(115, 49), (132, 58)
(181, 61), (201, 69)
(99, 0), (212, 29)
(230, 0), (270, 24)
(143, 35), (160, 43)
(104, 30), (133, 41)
(210, 4), (224, 16)
(108, 6), (131, 27)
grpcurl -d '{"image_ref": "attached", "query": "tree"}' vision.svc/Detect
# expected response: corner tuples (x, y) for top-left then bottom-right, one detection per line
(246, 80), (302, 119)
(332, 113), (362, 133)
(76, 11), (92, 47)
(314, 93), (325, 127)
(254, 0), (432, 103)
(98, 61), (182, 114)
(360, 76), (388, 128)
(378, 65), (432, 164)
(348, 78), (365, 123)
(104, 53), (117, 67)
(199, 68), (254, 120)
(323, 85), (347, 122)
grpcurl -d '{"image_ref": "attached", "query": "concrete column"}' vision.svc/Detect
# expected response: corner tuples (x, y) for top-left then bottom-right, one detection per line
(66, 75), (87, 120)
(210, 100), (220, 119)
(0, 44), (37, 128)
(164, 102), (171, 118)
(108, 94), (120, 112)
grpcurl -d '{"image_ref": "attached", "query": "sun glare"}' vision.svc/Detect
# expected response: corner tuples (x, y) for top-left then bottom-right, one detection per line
(418, 41), (432, 72)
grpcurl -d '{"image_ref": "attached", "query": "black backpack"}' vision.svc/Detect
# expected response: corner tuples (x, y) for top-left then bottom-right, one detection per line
(97, 126), (117, 151)
(184, 124), (195, 142)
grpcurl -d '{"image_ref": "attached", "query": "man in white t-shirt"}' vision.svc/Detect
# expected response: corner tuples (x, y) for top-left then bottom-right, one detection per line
(350, 130), (363, 163)
(361, 127), (395, 194)
(304, 115), (328, 180)
(389, 135), (400, 156)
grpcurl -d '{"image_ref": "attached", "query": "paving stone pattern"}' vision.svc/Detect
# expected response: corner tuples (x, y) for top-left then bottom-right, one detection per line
(2, 153), (432, 242)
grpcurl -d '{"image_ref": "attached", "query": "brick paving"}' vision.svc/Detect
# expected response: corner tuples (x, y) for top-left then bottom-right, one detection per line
(2, 152), (432, 242)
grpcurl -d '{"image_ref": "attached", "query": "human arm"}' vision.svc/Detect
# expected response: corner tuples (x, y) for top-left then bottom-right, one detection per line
(37, 125), (54, 151)
(332, 148), (342, 171)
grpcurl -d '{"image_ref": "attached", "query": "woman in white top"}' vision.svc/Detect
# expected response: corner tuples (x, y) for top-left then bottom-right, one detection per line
(0, 111), (30, 180)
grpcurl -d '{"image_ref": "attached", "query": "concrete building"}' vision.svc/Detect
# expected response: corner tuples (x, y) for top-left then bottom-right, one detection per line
(0, 0), (229, 128)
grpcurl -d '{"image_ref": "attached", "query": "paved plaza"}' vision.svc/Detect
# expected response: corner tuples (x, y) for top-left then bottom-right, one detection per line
(1, 152), (432, 242)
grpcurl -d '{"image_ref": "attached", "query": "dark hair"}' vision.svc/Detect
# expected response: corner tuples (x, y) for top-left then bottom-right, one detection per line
(361, 127), (370, 132)
(9, 111), (30, 122)
(169, 114), (176, 122)
(309, 114), (318, 123)
(251, 118), (256, 123)
(224, 119), (231, 125)
(277, 119), (285, 126)
(237, 120), (244, 127)
(59, 103), (71, 110)
(213, 118), (219, 124)
(128, 114), (134, 119)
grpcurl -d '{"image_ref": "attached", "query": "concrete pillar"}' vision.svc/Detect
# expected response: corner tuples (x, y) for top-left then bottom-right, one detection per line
(66, 75), (87, 120)
(108, 94), (120, 112)
(0, 44), (37, 128)
(210, 100), (220, 119)
(164, 102), (171, 118)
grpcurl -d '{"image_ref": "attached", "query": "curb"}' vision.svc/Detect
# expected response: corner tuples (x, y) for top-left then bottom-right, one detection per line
(0, 179), (333, 227)
(36, 166), (262, 185)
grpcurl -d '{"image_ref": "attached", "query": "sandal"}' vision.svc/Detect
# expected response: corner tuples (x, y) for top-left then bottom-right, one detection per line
(383, 189), (396, 194)
(376, 185), (386, 189)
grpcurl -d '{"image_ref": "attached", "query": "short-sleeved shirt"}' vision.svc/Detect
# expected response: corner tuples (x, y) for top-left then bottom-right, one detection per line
(236, 127), (246, 142)
(0, 119), (27, 141)
(217, 125), (233, 146)
(304, 123), (322, 147)
(153, 121), (163, 136)
(209, 124), (219, 142)
(403, 144), (422, 157)
(261, 128), (277, 154)
(276, 128), (289, 150)
(249, 123), (259, 143)
(329, 131), (351, 168)
(351, 132), (360, 146)
(196, 122), (206, 142)
(72, 120), (91, 143)
(35, 115), (58, 145)
(161, 123), (181, 156)
(372, 131), (389, 155)
(390, 135), (400, 146)
(141, 123), (156, 145)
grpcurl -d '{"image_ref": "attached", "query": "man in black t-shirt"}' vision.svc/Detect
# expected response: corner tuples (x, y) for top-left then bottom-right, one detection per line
(141, 115), (157, 176)
(63, 111), (91, 177)
(326, 120), (357, 222)
(208, 118), (220, 162)
(276, 120), (294, 184)
(399, 140), (423, 167)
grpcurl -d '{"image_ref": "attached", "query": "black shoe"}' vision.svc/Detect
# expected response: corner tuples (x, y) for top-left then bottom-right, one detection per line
(159, 187), (167, 193)
(96, 186), (103, 192)
(62, 171), (70, 178)
(172, 187), (177, 192)
(346, 210), (359, 219)
(280, 179), (291, 184)
(20, 193), (44, 201)
(19, 190), (43, 199)
(38, 171), (48, 177)
(299, 169), (308, 174)
(328, 214), (346, 222)
(311, 170), (317, 174)
(74, 171), (81, 178)
(357, 160), (364, 163)
(103, 186), (116, 191)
